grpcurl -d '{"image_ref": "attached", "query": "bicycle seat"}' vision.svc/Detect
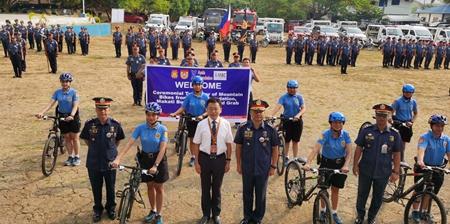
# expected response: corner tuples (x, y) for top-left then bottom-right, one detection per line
(295, 157), (307, 165)
(400, 161), (412, 170)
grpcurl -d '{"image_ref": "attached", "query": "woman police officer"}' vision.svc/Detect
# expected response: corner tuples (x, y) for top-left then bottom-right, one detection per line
(112, 102), (169, 224)
(36, 72), (81, 166)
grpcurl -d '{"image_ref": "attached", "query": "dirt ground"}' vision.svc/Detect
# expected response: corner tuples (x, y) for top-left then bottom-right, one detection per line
(0, 36), (449, 224)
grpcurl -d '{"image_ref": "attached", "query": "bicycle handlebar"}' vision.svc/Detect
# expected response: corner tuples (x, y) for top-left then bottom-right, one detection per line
(310, 168), (348, 176)
(423, 166), (450, 174)
(174, 115), (199, 121)
(112, 164), (157, 176)
(42, 115), (65, 121)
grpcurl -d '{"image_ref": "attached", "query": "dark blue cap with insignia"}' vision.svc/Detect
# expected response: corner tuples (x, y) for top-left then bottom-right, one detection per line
(250, 99), (269, 111)
(372, 104), (393, 115)
(92, 97), (113, 109)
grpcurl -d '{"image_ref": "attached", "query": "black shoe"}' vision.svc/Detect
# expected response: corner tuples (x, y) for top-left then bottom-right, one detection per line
(213, 216), (222, 224)
(92, 211), (102, 223)
(239, 219), (249, 224)
(354, 217), (363, 224)
(198, 216), (209, 224)
(107, 210), (116, 220)
(367, 219), (376, 224)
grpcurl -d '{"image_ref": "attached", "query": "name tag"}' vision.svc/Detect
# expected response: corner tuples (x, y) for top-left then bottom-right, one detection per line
(381, 144), (388, 154)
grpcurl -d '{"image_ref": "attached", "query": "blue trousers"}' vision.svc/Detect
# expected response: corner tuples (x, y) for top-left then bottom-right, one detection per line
(356, 174), (389, 221)
(88, 169), (117, 213)
(242, 175), (268, 222)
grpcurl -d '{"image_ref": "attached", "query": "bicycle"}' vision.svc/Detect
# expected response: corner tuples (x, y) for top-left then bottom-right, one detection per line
(173, 114), (196, 176)
(382, 161), (450, 223)
(284, 157), (347, 224)
(40, 115), (66, 176)
(266, 116), (294, 176)
(115, 149), (156, 224)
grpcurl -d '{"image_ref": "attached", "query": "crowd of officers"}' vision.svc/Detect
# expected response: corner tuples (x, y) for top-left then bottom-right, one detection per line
(0, 18), (90, 77)
(379, 37), (450, 70)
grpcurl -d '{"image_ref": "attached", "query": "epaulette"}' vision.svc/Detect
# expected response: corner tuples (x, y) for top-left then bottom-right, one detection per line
(237, 121), (248, 129)
(110, 117), (121, 124)
(390, 126), (399, 133)
(84, 117), (96, 123)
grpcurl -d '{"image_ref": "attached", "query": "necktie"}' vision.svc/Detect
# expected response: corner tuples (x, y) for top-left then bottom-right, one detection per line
(212, 120), (217, 137)
(211, 120), (217, 154)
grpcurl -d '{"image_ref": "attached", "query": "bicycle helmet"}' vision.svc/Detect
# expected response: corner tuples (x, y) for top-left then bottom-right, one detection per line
(191, 75), (204, 85)
(145, 102), (162, 114)
(402, 84), (415, 93)
(59, 72), (73, 82)
(286, 80), (299, 88)
(428, 114), (447, 125)
(329, 112), (346, 124)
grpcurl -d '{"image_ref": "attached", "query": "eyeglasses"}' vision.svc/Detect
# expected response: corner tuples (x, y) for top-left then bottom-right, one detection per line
(186, 58), (193, 61)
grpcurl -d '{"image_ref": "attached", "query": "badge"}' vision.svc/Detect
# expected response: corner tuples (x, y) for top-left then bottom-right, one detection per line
(259, 137), (265, 143)
(341, 140), (346, 148)
(262, 131), (267, 138)
(256, 100), (261, 106)
(418, 137), (424, 144)
(155, 133), (161, 138)
(244, 130), (253, 138)
(90, 125), (97, 134)
(388, 135), (394, 142)
(106, 132), (113, 138)
(294, 98), (299, 106)
(380, 104), (385, 110)
(381, 144), (388, 154)
(444, 141), (447, 149)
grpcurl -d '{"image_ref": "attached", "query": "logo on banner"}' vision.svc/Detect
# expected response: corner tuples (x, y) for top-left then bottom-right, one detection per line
(180, 70), (189, 79)
(171, 70), (178, 79)
(191, 69), (198, 76)
(214, 71), (227, 81)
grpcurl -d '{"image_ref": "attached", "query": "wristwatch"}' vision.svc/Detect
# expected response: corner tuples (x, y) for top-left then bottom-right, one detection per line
(154, 163), (159, 168)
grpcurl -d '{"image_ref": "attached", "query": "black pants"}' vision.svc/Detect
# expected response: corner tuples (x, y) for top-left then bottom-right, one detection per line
(130, 76), (143, 105)
(28, 35), (34, 49)
(394, 54), (402, 68)
(444, 56), (449, 69)
(21, 52), (26, 71)
(171, 46), (178, 60)
(329, 52), (337, 66)
(183, 46), (190, 58)
(340, 54), (349, 74)
(207, 46), (215, 60)
(434, 56), (443, 69)
(114, 43), (121, 57)
(10, 54), (22, 77)
(139, 48), (147, 58)
(47, 52), (57, 73)
(286, 48), (293, 64)
(127, 44), (132, 56)
(36, 38), (42, 51)
(2, 41), (8, 57)
(150, 46), (157, 58)
(316, 51), (322, 65)
(356, 174), (389, 221)
(242, 174), (268, 222)
(162, 46), (168, 57)
(424, 55), (432, 69)
(250, 47), (257, 63)
(295, 49), (303, 65)
(58, 39), (63, 52)
(238, 45), (245, 62)
(414, 55), (422, 69)
(306, 52), (314, 65)
(88, 169), (117, 213)
(390, 54), (394, 66)
(81, 42), (89, 55)
(351, 53), (358, 66)
(223, 44), (231, 62)
(199, 152), (226, 218)
(405, 54), (413, 68)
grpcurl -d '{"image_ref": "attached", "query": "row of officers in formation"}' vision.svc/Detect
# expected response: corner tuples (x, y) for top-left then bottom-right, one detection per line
(0, 19), (91, 77)
(379, 36), (450, 70)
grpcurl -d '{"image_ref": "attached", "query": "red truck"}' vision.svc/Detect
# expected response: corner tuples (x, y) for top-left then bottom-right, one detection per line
(231, 9), (258, 42)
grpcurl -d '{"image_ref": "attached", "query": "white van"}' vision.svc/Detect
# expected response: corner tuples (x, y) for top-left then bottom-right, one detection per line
(365, 25), (403, 46)
(398, 25), (433, 41)
(175, 16), (198, 35)
(311, 20), (332, 27)
(257, 18), (284, 34)
(338, 21), (358, 28)
(434, 28), (450, 42)
(145, 14), (170, 32)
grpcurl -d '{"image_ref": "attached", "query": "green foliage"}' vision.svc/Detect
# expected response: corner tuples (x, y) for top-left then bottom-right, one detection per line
(169, 0), (190, 20)
(118, 0), (144, 12)
(152, 0), (170, 14)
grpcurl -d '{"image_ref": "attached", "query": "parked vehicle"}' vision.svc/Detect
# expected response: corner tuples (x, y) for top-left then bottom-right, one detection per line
(231, 8), (258, 41)
(286, 19), (304, 32)
(338, 21), (358, 28)
(311, 20), (332, 27)
(365, 25), (403, 46)
(145, 14), (170, 32)
(124, 12), (145, 24)
(265, 21), (284, 44)
(318, 26), (339, 39)
(175, 16), (198, 36)
(434, 28), (450, 42)
(203, 8), (227, 34)
(292, 26), (311, 36)
(256, 17), (284, 34)
(338, 27), (368, 42)
(398, 25), (433, 41)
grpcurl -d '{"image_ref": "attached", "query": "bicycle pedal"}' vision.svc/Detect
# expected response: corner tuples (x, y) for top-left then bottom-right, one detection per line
(116, 190), (122, 198)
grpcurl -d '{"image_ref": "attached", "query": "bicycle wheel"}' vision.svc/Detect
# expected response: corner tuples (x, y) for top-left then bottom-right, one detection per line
(59, 134), (66, 154)
(284, 161), (304, 207)
(176, 132), (187, 176)
(276, 135), (286, 176)
(383, 169), (405, 203)
(312, 191), (332, 224)
(404, 191), (446, 224)
(118, 187), (132, 224)
(41, 134), (58, 176)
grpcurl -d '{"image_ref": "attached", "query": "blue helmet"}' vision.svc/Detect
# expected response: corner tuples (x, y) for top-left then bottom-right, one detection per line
(59, 72), (73, 82)
(192, 75), (204, 85)
(287, 80), (299, 88)
(145, 102), (162, 114)
(428, 114), (447, 125)
(402, 84), (415, 93)
(329, 112), (346, 124)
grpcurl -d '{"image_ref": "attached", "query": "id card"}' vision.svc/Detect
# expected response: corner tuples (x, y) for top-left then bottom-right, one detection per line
(381, 144), (388, 154)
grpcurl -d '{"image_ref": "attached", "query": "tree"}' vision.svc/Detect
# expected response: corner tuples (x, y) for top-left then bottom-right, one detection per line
(118, 0), (144, 12)
(169, 0), (190, 20)
(151, 0), (170, 14)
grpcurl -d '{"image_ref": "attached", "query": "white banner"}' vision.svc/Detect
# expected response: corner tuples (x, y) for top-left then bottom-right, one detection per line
(111, 8), (125, 23)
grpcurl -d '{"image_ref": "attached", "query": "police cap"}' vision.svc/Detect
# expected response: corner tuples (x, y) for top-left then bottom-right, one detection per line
(250, 99), (269, 111)
(372, 104), (393, 116)
(92, 97), (113, 109)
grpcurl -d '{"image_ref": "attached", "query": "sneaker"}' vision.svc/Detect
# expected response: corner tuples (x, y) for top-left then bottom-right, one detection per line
(144, 210), (157, 223)
(284, 156), (289, 167)
(155, 215), (163, 224)
(411, 211), (421, 222)
(64, 157), (73, 166)
(332, 213), (344, 224)
(72, 157), (81, 166)
(189, 157), (195, 167)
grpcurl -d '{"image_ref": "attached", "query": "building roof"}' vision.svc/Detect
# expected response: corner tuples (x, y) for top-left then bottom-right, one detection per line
(383, 15), (421, 22)
(417, 4), (450, 14)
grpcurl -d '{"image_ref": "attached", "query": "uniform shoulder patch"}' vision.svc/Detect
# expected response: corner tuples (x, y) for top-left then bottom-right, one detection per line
(390, 126), (399, 133)
(110, 117), (121, 124)
(238, 121), (248, 128)
(84, 117), (96, 123)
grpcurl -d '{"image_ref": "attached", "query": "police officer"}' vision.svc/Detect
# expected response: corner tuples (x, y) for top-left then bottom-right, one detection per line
(156, 46), (171, 65)
(380, 37), (391, 67)
(404, 39), (414, 69)
(393, 39), (404, 68)
(391, 84), (418, 161)
(390, 37), (396, 66)
(65, 26), (76, 54)
(303, 112), (352, 224)
(126, 44), (146, 106)
(294, 34), (304, 65)
(170, 32), (180, 60)
(112, 25), (122, 58)
(286, 32), (295, 64)
(17, 33), (27, 72)
(222, 34), (232, 62)
(80, 97), (125, 223)
(135, 31), (147, 58)
(205, 50), (224, 68)
(434, 41), (445, 69)
(316, 35), (327, 66)
(271, 80), (306, 162)
(444, 41), (450, 69)
(353, 104), (402, 224)
(79, 27), (90, 56)
(159, 29), (169, 57)
(34, 24), (43, 52)
(237, 36), (246, 62)
(229, 52), (241, 67)
(1, 25), (11, 57)
(181, 52), (198, 67)
(410, 114), (450, 222)
(182, 30), (192, 58)
(147, 29), (158, 58)
(424, 40), (435, 69)
(305, 35), (316, 65)
(125, 27), (135, 56)
(235, 99), (279, 224)
(56, 24), (64, 52)
(206, 31), (216, 60)
(8, 36), (23, 78)
(351, 38), (360, 67)
(18, 20), (27, 41)
(26, 21), (34, 49)
(339, 38), (351, 75)
(329, 37), (339, 66)
(46, 33), (58, 74)
(413, 39), (424, 69)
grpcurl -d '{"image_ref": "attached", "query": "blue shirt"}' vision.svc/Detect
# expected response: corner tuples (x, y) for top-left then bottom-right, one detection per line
(52, 88), (79, 114)
(126, 33), (135, 45)
(392, 96), (417, 122)
(207, 36), (215, 47)
(113, 31), (122, 44)
(278, 93), (304, 118)
(46, 39), (58, 53)
(157, 57), (171, 65)
(132, 122), (168, 153)
(205, 60), (223, 68)
(286, 38), (295, 49)
(418, 131), (450, 166)
(126, 54), (146, 73)
(182, 92), (209, 116)
(318, 129), (351, 159)
(159, 34), (169, 48)
(228, 62), (241, 67)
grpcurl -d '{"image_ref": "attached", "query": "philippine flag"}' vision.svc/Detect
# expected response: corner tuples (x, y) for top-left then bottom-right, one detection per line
(219, 5), (231, 37)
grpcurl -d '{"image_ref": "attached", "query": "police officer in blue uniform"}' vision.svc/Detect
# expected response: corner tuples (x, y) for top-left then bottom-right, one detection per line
(413, 39), (424, 69)
(424, 40), (435, 69)
(205, 50), (224, 68)
(330, 37), (339, 66)
(79, 27), (90, 56)
(237, 36), (246, 62)
(380, 37), (391, 67)
(182, 31), (192, 58)
(391, 84), (418, 161)
(35, 24), (43, 52)
(8, 36), (23, 78)
(46, 32), (58, 74)
(206, 31), (216, 60)
(180, 52), (198, 67)
(229, 52), (241, 67)
(235, 99), (279, 224)
(158, 29), (169, 57)
(125, 27), (135, 56)
(222, 34), (232, 62)
(112, 25), (122, 58)
(410, 114), (450, 222)
(351, 38), (360, 67)
(444, 41), (450, 69)
(1, 25), (11, 57)
(26, 21), (34, 49)
(80, 97), (125, 223)
(404, 39), (414, 69)
(393, 39), (404, 68)
(353, 104), (402, 224)
(56, 24), (64, 52)
(126, 44), (146, 106)
(294, 34), (304, 65)
(316, 35), (327, 66)
(146, 29), (157, 58)
(339, 38), (351, 75)
(305, 35), (316, 65)
(434, 41), (445, 69)
(170, 32), (180, 60)
(17, 33), (27, 72)
(286, 32), (295, 64)
(136, 31), (147, 58)
(156, 46), (171, 65)
(249, 34), (258, 63)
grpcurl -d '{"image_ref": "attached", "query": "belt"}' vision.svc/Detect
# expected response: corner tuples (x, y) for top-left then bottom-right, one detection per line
(322, 156), (345, 165)
(141, 151), (159, 159)
(200, 151), (225, 159)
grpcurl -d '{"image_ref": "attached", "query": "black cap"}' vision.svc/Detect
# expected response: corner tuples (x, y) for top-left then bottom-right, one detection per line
(249, 99), (269, 111)
(92, 97), (113, 109)
(372, 104), (393, 115)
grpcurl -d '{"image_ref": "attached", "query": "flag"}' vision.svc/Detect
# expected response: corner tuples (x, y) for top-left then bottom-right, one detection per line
(219, 5), (231, 37)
